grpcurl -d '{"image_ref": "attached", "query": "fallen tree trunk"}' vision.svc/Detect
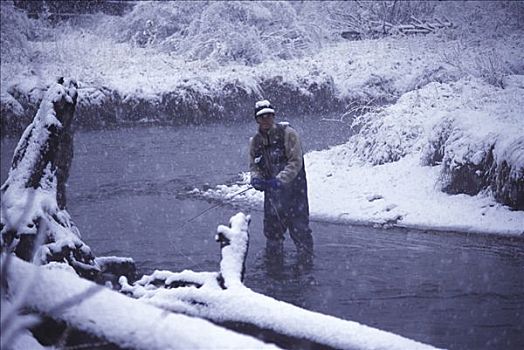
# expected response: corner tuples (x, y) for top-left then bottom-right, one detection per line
(120, 213), (439, 350)
(4, 255), (277, 350)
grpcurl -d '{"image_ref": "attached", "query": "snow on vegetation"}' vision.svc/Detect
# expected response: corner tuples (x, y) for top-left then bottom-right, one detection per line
(305, 77), (524, 231)
(1, 2), (522, 348)
(1, 1), (518, 227)
(1, 1), (523, 131)
(116, 1), (322, 65)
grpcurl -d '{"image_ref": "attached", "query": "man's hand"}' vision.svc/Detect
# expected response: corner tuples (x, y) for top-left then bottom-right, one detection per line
(250, 177), (266, 191)
(266, 178), (282, 189)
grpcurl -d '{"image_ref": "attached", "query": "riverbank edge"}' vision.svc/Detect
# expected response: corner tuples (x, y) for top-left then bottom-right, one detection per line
(195, 188), (524, 239)
(310, 215), (524, 239)
(1, 74), (350, 138)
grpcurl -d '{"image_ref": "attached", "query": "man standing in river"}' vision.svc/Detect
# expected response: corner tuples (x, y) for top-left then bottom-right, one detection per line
(249, 99), (313, 265)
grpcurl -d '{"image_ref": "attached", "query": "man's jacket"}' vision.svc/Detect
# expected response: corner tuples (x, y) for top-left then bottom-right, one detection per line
(249, 122), (304, 184)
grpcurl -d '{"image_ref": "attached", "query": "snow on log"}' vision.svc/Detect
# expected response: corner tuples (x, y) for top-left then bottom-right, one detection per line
(215, 212), (250, 288)
(121, 212), (440, 350)
(0, 78), (100, 278)
(5, 256), (278, 350)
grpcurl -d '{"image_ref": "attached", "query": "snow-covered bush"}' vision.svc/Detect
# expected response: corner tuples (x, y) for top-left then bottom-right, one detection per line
(347, 81), (450, 165)
(116, 1), (322, 65)
(440, 38), (521, 88)
(112, 1), (201, 47)
(435, 2), (524, 87)
(339, 77), (523, 209)
(0, 0), (47, 89)
(420, 78), (523, 208)
(0, 90), (25, 135)
(423, 115), (524, 209)
(296, 1), (439, 41)
(0, 1), (35, 64)
(434, 1), (524, 36)
(425, 116), (496, 195)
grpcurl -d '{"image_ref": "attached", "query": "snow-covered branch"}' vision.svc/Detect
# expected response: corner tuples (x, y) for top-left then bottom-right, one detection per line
(5, 255), (277, 350)
(121, 212), (438, 350)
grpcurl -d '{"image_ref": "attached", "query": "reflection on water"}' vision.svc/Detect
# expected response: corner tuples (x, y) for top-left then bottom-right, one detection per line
(2, 122), (523, 350)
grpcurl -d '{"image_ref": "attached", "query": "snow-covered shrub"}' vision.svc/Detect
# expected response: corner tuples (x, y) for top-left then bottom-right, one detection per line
(115, 1), (322, 65)
(473, 51), (512, 88)
(0, 91), (26, 135)
(425, 116), (495, 195)
(347, 81), (451, 165)
(0, 1), (34, 64)
(113, 1), (202, 47)
(434, 1), (524, 36)
(424, 116), (523, 209)
(421, 78), (524, 209)
(297, 1), (438, 40)
(436, 2), (524, 87)
(491, 137), (524, 209)
(343, 77), (523, 209)
(440, 39), (518, 88)
(351, 1), (437, 37)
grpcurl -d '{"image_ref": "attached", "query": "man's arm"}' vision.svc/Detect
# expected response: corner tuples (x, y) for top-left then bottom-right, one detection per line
(276, 127), (303, 184)
(248, 136), (263, 179)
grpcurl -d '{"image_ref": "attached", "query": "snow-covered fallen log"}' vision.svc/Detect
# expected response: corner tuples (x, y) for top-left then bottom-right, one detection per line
(368, 17), (453, 36)
(121, 212), (439, 350)
(4, 255), (278, 350)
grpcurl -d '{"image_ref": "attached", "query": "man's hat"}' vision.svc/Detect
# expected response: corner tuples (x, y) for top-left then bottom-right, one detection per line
(255, 100), (275, 118)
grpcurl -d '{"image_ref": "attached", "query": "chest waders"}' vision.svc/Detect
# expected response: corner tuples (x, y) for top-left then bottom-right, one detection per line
(252, 124), (313, 255)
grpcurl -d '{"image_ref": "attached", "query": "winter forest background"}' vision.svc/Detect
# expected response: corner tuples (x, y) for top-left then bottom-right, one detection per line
(1, 1), (524, 350)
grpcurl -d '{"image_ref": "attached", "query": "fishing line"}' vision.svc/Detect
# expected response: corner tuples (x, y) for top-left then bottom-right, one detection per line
(172, 186), (254, 271)
(185, 186), (253, 224)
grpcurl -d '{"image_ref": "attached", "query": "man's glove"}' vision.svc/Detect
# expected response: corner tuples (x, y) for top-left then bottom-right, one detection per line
(266, 178), (282, 189)
(250, 177), (266, 191)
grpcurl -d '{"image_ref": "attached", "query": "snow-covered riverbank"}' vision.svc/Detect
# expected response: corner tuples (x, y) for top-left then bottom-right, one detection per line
(2, 0), (523, 233)
(200, 75), (524, 236)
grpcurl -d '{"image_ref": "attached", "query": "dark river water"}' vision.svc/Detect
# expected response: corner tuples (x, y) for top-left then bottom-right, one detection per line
(1, 119), (523, 350)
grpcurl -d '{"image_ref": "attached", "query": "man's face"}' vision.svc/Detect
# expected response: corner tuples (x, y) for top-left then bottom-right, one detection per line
(256, 113), (275, 132)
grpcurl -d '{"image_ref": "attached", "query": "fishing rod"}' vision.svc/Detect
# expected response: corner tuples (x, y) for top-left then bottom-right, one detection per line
(170, 185), (254, 271)
(185, 186), (254, 224)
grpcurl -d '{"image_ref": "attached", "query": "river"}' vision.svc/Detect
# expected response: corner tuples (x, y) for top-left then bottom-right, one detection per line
(1, 119), (523, 350)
